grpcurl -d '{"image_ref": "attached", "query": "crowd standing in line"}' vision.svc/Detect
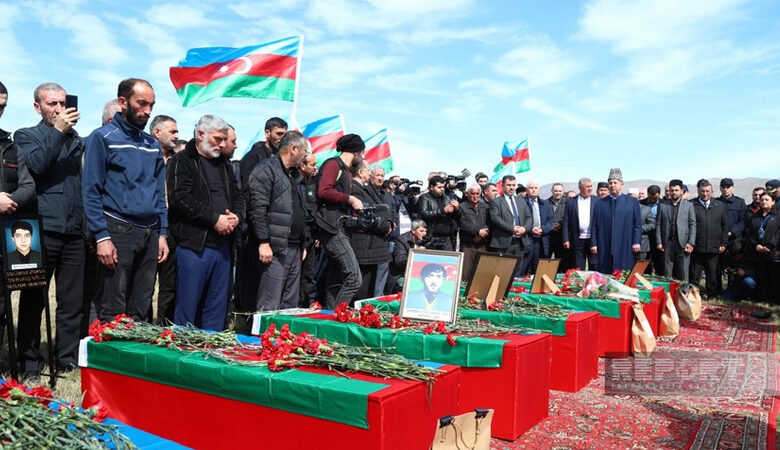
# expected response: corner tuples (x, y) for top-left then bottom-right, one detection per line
(0, 79), (778, 376)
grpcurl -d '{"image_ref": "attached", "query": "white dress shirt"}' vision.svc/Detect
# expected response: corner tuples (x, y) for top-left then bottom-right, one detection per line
(578, 195), (591, 239)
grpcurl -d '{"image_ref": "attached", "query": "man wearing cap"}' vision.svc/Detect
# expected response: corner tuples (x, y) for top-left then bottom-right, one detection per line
(315, 133), (366, 308)
(655, 179), (696, 281)
(596, 182), (609, 198)
(765, 179), (780, 203)
(717, 177), (746, 293)
(590, 169), (642, 273)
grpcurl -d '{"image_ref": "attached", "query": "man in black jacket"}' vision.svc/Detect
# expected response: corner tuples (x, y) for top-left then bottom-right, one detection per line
(348, 159), (393, 301)
(691, 179), (728, 298)
(298, 152), (319, 307)
(247, 131), (309, 310)
(417, 175), (458, 250)
(459, 184), (489, 281)
(167, 115), (244, 330)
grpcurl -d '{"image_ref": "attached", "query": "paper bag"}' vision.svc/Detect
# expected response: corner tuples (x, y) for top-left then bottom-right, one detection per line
(660, 292), (680, 338)
(675, 283), (702, 321)
(431, 409), (494, 450)
(631, 303), (657, 357)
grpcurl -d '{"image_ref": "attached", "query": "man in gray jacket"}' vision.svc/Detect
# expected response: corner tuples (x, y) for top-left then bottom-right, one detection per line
(655, 179), (696, 280)
(488, 175), (533, 277)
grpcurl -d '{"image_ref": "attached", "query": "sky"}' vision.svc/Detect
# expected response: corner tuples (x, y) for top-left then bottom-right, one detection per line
(1, 0), (779, 184)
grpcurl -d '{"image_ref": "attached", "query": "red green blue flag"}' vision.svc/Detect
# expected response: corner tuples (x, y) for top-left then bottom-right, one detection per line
(490, 138), (530, 183)
(363, 129), (392, 173)
(300, 115), (346, 165)
(169, 36), (302, 107)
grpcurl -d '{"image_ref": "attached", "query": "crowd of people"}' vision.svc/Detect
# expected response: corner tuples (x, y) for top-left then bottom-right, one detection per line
(0, 78), (778, 377)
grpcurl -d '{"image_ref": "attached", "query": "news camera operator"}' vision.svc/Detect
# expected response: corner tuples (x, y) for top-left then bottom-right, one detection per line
(392, 176), (421, 223)
(315, 134), (365, 308)
(348, 159), (394, 300)
(417, 175), (459, 250)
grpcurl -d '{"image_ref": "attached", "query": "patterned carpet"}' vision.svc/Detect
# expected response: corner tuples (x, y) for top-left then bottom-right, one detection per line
(493, 303), (778, 449)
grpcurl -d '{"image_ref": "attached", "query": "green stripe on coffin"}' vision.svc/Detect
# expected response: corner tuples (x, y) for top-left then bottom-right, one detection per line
(365, 300), (568, 337)
(85, 340), (387, 429)
(259, 314), (507, 368)
(515, 293), (622, 319)
(509, 281), (653, 303)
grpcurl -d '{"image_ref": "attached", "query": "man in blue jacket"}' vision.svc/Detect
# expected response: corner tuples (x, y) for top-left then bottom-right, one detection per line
(82, 78), (169, 323)
(15, 82), (84, 374)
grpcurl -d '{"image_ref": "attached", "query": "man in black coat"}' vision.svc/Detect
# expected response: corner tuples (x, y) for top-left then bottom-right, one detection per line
(247, 131), (309, 310)
(459, 184), (490, 281)
(167, 115), (244, 330)
(547, 183), (568, 271)
(417, 175), (459, 250)
(691, 179), (728, 298)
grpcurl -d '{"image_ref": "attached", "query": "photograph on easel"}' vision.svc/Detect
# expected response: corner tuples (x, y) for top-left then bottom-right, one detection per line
(464, 252), (522, 309)
(2, 216), (44, 272)
(399, 249), (462, 323)
(530, 259), (561, 294)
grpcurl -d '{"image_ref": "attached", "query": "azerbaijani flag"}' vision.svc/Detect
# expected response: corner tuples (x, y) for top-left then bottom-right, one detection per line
(300, 115), (345, 165)
(363, 129), (392, 173)
(490, 138), (530, 183)
(169, 36), (302, 107)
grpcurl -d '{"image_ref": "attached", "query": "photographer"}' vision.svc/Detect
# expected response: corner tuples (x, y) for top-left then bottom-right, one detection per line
(392, 176), (420, 224)
(417, 175), (459, 250)
(315, 134), (365, 308)
(348, 159), (394, 300)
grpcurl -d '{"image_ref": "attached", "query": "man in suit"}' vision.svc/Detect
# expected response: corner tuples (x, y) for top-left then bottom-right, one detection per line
(563, 177), (598, 270)
(590, 169), (642, 273)
(518, 180), (553, 276)
(547, 183), (568, 271)
(488, 175), (532, 278)
(655, 179), (697, 281)
(691, 179), (728, 298)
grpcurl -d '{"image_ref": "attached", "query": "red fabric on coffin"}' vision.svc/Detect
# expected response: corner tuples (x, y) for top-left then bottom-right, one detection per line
(82, 365), (461, 450)
(597, 301), (633, 358)
(647, 286), (666, 335)
(549, 312), (600, 393)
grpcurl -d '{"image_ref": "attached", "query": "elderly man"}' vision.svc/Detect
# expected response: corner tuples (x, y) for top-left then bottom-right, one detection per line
(459, 184), (490, 280)
(655, 179), (696, 281)
(369, 165), (398, 295)
(488, 175), (532, 277)
(590, 169), (642, 273)
(167, 115), (243, 330)
(518, 180), (553, 276)
(247, 131), (308, 310)
(15, 82), (84, 374)
(563, 177), (598, 270)
(83, 78), (169, 324)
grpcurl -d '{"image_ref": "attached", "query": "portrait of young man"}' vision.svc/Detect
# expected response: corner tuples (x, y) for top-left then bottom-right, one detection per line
(6, 220), (43, 270)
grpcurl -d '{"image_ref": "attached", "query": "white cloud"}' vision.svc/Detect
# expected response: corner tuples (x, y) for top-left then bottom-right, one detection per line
(493, 37), (584, 87)
(442, 94), (484, 123)
(60, 13), (128, 67)
(371, 67), (449, 95)
(459, 78), (521, 98)
(522, 97), (614, 134)
(386, 25), (510, 46)
(146, 3), (220, 29)
(309, 55), (404, 89)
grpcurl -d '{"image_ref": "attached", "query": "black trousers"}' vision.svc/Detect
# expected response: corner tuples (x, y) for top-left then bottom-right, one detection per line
(691, 252), (720, 298)
(355, 264), (378, 303)
(491, 239), (526, 279)
(18, 231), (84, 372)
(299, 240), (317, 307)
(571, 237), (598, 271)
(549, 232), (569, 272)
(156, 237), (177, 324)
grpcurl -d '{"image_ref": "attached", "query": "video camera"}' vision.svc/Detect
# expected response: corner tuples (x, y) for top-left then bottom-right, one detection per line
(343, 204), (389, 231)
(445, 168), (471, 192)
(395, 178), (423, 196)
(419, 235), (450, 250)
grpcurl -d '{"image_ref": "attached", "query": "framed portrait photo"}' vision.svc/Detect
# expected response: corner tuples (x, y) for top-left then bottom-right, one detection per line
(399, 249), (463, 323)
(2, 215), (46, 273)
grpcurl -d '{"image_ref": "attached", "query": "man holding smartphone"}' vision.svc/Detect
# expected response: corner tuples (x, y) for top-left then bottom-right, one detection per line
(14, 82), (85, 375)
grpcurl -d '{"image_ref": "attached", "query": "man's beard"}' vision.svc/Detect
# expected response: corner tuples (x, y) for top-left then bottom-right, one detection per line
(200, 139), (221, 159)
(125, 104), (149, 130)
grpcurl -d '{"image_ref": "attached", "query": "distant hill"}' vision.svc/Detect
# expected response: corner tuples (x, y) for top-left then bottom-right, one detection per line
(539, 177), (769, 202)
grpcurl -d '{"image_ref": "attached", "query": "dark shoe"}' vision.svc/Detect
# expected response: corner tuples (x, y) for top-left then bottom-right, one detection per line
(56, 362), (79, 373)
(751, 309), (771, 319)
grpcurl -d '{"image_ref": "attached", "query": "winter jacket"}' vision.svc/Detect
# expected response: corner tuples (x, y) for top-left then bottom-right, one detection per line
(349, 180), (392, 265)
(0, 128), (36, 213)
(416, 191), (457, 238)
(692, 199), (728, 253)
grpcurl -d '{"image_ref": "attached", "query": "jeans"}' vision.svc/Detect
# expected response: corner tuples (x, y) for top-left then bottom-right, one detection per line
(321, 231), (362, 309)
(174, 244), (231, 331)
(98, 216), (158, 323)
(257, 245), (302, 311)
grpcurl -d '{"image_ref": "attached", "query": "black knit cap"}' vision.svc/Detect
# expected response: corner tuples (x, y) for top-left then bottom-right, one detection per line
(336, 133), (365, 153)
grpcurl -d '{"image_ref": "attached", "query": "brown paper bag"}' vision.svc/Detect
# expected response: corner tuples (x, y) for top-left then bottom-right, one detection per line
(431, 409), (494, 450)
(631, 303), (657, 357)
(660, 292), (680, 338)
(675, 283), (702, 321)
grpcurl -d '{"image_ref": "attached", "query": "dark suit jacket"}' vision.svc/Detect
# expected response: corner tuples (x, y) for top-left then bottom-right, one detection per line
(562, 195), (597, 244)
(639, 204), (655, 252)
(655, 199), (696, 249)
(488, 195), (532, 250)
(692, 199), (728, 253)
(525, 197), (553, 255)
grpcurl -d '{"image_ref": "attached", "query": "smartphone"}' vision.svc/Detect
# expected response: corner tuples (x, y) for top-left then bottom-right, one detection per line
(65, 94), (78, 111)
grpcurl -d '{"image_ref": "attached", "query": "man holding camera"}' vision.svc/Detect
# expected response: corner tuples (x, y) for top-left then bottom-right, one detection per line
(417, 175), (459, 250)
(315, 134), (365, 308)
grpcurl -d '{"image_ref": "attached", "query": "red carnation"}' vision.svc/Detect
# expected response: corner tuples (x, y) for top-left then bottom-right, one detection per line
(423, 324), (435, 334)
(310, 301), (322, 310)
(446, 334), (457, 346)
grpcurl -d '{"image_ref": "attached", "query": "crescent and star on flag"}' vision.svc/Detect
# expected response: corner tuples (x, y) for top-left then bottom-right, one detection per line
(218, 56), (252, 74)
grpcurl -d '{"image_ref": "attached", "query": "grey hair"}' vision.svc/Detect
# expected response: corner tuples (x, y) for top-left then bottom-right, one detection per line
(467, 183), (481, 193)
(34, 82), (65, 102)
(578, 177), (592, 187)
(278, 130), (307, 152)
(101, 99), (121, 126)
(371, 165), (385, 175)
(195, 114), (228, 135)
(411, 219), (427, 230)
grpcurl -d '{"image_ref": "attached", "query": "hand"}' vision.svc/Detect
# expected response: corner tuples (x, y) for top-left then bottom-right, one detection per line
(53, 107), (80, 134)
(348, 195), (363, 212)
(450, 199), (459, 210)
(656, 244), (664, 252)
(444, 204), (455, 213)
(214, 214), (235, 235)
(532, 226), (542, 237)
(259, 243), (273, 264)
(302, 248), (307, 261)
(552, 223), (561, 232)
(684, 243), (693, 254)
(0, 192), (17, 214)
(563, 241), (570, 250)
(591, 246), (598, 254)
(632, 244), (640, 253)
(225, 209), (239, 228)
(158, 236), (169, 263)
(97, 240), (118, 269)
(718, 245), (725, 254)
(474, 235), (482, 242)
(478, 228), (489, 238)
(513, 226), (527, 237)
(314, 238), (320, 249)
(756, 244), (768, 253)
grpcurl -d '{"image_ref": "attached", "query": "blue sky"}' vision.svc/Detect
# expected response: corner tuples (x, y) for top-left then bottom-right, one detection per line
(1, 0), (779, 183)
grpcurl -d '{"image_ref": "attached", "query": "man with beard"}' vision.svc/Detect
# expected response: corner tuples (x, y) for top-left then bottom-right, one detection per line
(239, 117), (287, 191)
(417, 175), (459, 250)
(150, 115), (179, 164)
(15, 82), (84, 374)
(590, 169), (642, 273)
(83, 78), (169, 324)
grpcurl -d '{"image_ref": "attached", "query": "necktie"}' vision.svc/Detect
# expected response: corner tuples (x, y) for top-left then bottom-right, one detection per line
(531, 199), (540, 228)
(509, 196), (519, 225)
